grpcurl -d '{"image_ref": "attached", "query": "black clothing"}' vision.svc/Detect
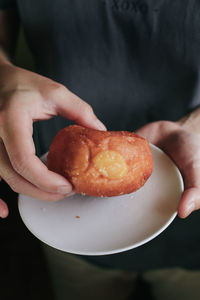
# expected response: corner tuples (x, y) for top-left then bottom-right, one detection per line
(1, 0), (200, 271)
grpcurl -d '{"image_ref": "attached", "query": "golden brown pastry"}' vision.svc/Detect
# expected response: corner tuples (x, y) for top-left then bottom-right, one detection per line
(47, 125), (153, 197)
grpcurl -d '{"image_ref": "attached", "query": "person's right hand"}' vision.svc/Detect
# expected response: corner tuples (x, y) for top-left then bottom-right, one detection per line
(0, 63), (106, 218)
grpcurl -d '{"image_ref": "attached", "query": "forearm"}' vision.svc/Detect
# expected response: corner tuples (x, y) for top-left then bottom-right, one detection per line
(178, 107), (200, 134)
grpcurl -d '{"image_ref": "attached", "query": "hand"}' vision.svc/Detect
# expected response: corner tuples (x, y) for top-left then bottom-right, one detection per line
(0, 64), (106, 218)
(136, 121), (200, 218)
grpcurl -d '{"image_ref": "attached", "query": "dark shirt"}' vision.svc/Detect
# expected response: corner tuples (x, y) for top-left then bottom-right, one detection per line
(1, 0), (200, 154)
(1, 0), (200, 271)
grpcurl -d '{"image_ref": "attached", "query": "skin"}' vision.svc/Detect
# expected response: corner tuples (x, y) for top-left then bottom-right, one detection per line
(136, 119), (200, 219)
(0, 9), (106, 218)
(0, 8), (199, 219)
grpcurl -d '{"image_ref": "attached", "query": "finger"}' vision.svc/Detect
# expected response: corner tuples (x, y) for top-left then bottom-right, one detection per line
(0, 139), (74, 201)
(178, 161), (200, 218)
(52, 87), (106, 130)
(0, 198), (9, 218)
(2, 113), (72, 194)
(135, 123), (162, 145)
(178, 187), (200, 218)
(135, 121), (180, 146)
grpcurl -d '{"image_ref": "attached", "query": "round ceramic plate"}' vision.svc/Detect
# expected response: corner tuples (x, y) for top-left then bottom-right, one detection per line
(18, 144), (183, 255)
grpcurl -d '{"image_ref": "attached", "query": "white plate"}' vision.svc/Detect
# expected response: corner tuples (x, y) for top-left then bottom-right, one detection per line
(18, 144), (183, 256)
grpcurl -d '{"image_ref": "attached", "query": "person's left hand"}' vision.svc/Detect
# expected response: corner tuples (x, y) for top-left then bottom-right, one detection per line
(136, 121), (200, 218)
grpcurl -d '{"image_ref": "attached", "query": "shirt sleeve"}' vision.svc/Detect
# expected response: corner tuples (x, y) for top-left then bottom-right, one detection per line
(0, 0), (16, 9)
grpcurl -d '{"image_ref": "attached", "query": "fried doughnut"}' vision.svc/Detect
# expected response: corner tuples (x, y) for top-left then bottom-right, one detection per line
(47, 125), (153, 197)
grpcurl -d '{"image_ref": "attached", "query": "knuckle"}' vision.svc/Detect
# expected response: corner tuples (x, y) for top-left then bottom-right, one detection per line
(51, 83), (67, 97)
(10, 184), (21, 194)
(0, 96), (22, 127)
(0, 88), (23, 108)
(3, 93), (20, 109)
(7, 177), (20, 193)
(12, 154), (27, 175)
(82, 103), (94, 117)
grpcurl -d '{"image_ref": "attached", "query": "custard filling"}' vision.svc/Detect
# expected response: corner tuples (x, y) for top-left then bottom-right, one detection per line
(93, 150), (128, 179)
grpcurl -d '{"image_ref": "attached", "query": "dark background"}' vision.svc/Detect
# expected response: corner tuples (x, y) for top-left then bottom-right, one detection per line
(0, 31), (55, 300)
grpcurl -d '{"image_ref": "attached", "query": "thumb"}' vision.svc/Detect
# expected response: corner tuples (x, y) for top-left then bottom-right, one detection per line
(135, 121), (180, 146)
(178, 163), (200, 218)
(135, 123), (160, 145)
(53, 88), (106, 131)
(178, 188), (200, 218)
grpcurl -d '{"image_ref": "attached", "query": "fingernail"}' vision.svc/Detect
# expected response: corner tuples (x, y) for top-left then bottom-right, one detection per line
(184, 201), (195, 217)
(65, 191), (76, 197)
(95, 119), (107, 131)
(57, 185), (72, 194)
